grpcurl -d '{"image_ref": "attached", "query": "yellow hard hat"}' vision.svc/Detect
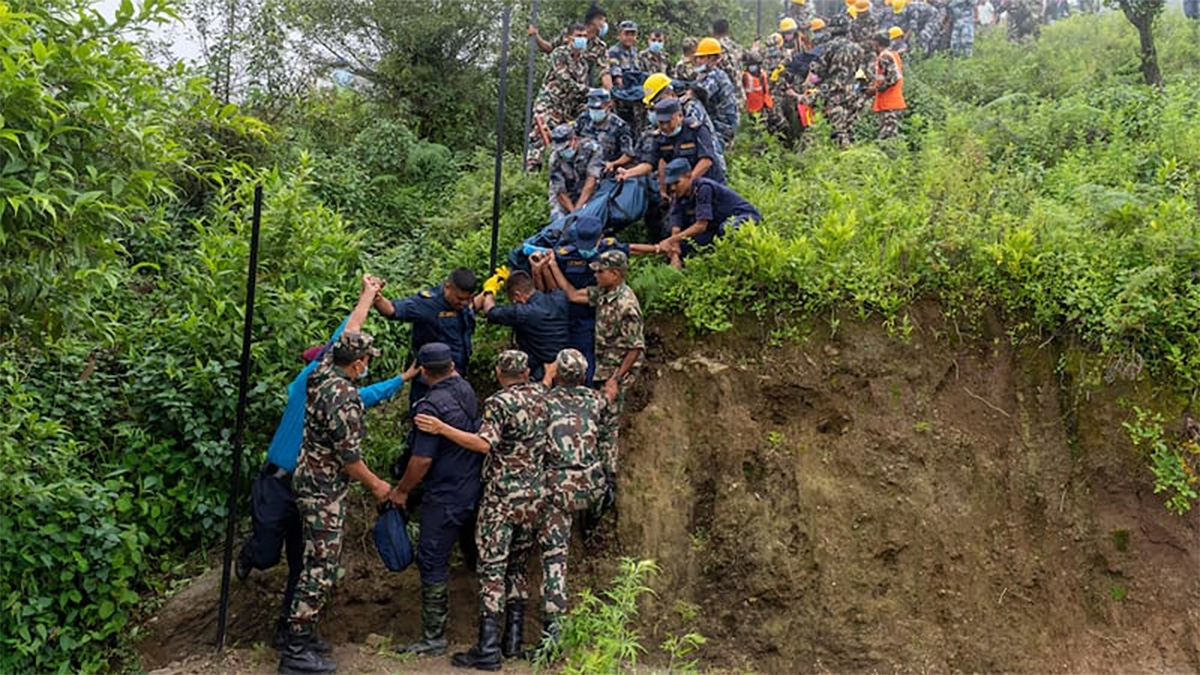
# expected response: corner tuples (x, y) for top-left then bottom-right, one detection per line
(769, 32), (784, 46)
(811, 18), (827, 30)
(642, 72), (672, 104)
(888, 26), (904, 39)
(893, 0), (908, 12)
(695, 37), (722, 56)
(884, 0), (894, 5)
(792, 0), (808, 4)
(779, 17), (799, 32)
(855, 0), (870, 11)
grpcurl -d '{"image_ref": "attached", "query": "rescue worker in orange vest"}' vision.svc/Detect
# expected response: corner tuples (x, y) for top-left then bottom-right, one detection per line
(742, 50), (773, 115)
(865, 30), (906, 140)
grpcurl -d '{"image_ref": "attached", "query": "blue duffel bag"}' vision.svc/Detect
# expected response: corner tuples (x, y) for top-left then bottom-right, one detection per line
(374, 502), (413, 572)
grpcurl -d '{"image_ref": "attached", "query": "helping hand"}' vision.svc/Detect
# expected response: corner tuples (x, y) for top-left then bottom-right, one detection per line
(482, 275), (503, 296)
(371, 479), (392, 502)
(413, 413), (446, 435)
(603, 377), (620, 404)
(401, 361), (420, 383)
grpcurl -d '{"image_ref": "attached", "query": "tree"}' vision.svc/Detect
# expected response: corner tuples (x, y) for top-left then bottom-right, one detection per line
(1107, 0), (1164, 86)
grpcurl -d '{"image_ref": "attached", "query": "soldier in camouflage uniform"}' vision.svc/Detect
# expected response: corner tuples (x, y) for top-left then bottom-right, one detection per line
(674, 37), (700, 82)
(413, 350), (548, 670)
(811, 14), (865, 147)
(639, 29), (672, 79)
(527, 23), (594, 172)
(998, 0), (1040, 42)
(694, 38), (741, 146)
(786, 0), (814, 35)
(948, 0), (975, 55)
(575, 88), (636, 172)
(712, 18), (746, 106)
(607, 20), (644, 89)
(280, 332), (392, 675)
(548, 124), (605, 220)
(867, 31), (906, 139)
(511, 349), (614, 652)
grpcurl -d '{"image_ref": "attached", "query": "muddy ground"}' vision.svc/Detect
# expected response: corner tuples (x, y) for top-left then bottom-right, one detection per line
(140, 306), (1200, 673)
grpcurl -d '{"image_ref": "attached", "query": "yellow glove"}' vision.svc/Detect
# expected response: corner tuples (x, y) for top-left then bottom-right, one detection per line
(770, 64), (786, 83)
(494, 265), (510, 282)
(854, 68), (867, 81)
(482, 275), (502, 296)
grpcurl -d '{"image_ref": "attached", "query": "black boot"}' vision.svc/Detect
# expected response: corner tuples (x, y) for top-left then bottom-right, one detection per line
(274, 620), (332, 654)
(399, 583), (448, 655)
(278, 626), (337, 674)
(500, 600), (525, 659)
(451, 611), (502, 671)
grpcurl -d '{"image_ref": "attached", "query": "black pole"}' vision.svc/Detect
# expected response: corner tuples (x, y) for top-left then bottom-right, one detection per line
(521, 0), (540, 173)
(215, 184), (264, 651)
(490, 5), (513, 272)
(757, 0), (763, 40)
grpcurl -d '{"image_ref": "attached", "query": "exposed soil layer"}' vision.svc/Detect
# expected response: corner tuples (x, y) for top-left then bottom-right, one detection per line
(140, 305), (1200, 672)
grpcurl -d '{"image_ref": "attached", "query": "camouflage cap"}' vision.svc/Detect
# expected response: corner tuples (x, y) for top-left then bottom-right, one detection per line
(497, 349), (529, 375)
(682, 36), (699, 51)
(555, 348), (588, 381)
(589, 249), (628, 271)
(332, 331), (380, 362)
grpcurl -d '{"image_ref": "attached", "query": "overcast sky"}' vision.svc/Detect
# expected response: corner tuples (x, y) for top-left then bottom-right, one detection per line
(95, 0), (205, 62)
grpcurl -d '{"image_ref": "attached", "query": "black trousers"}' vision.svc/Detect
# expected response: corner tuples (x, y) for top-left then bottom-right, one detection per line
(239, 464), (303, 624)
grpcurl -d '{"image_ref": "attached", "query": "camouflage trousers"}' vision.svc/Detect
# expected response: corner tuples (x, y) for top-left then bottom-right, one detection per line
(825, 93), (858, 148)
(476, 490), (541, 615)
(287, 492), (346, 629)
(526, 100), (576, 172)
(877, 109), (903, 140)
(950, 20), (975, 56)
(506, 466), (606, 615)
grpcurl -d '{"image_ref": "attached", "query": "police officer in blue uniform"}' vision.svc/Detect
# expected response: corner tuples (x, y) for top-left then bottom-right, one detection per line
(616, 97), (726, 194)
(390, 342), (483, 657)
(373, 268), (476, 403)
(477, 270), (570, 382)
(547, 216), (629, 385)
(660, 157), (760, 265)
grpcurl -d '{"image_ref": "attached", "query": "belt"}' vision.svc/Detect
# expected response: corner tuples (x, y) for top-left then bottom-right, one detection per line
(264, 462), (290, 480)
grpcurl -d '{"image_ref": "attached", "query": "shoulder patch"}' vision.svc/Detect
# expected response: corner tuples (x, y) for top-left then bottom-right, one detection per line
(557, 246), (570, 254)
(420, 290), (433, 298)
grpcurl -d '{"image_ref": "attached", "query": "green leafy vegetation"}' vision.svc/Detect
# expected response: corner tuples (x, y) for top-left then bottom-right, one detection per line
(1, 1), (1198, 671)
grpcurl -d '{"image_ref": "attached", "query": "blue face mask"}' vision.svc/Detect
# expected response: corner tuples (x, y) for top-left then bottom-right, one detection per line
(588, 108), (607, 122)
(572, 36), (587, 50)
(647, 111), (657, 125)
(649, 41), (663, 52)
(358, 364), (370, 380)
(560, 147), (576, 159)
(579, 248), (598, 259)
(599, 21), (609, 37)
(667, 124), (682, 137)
(695, 63), (708, 73)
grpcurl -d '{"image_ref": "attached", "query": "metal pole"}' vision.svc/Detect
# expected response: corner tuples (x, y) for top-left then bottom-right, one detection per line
(490, 6), (513, 272)
(215, 183), (264, 651)
(521, 0), (540, 173)
(757, 0), (763, 40)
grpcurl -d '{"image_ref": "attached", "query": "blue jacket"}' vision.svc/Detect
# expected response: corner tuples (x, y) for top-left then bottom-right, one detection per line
(265, 316), (406, 472)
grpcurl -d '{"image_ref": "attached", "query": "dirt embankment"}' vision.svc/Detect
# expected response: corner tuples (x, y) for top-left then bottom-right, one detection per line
(139, 304), (1200, 673)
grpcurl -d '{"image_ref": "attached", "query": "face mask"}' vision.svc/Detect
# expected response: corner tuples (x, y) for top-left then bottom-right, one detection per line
(572, 36), (587, 50)
(647, 111), (657, 125)
(749, 65), (760, 74)
(588, 108), (607, 122)
(667, 124), (682, 137)
(560, 147), (576, 159)
(695, 63), (708, 74)
(358, 364), (370, 380)
(649, 41), (663, 52)
(599, 21), (609, 37)
(579, 248), (598, 259)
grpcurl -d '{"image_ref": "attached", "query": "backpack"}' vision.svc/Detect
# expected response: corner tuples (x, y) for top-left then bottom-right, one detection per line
(373, 503), (413, 572)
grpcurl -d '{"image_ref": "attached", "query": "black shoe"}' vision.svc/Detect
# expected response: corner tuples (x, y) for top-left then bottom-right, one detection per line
(235, 551), (252, 581)
(451, 611), (502, 671)
(398, 583), (448, 656)
(500, 600), (525, 659)
(278, 626), (337, 674)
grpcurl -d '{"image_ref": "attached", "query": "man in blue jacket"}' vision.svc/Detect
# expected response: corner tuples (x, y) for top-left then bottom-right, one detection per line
(237, 275), (416, 652)
(659, 157), (760, 266)
(477, 269), (570, 382)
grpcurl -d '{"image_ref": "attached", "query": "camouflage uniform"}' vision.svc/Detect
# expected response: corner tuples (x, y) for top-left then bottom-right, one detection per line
(812, 25), (865, 147)
(508, 350), (614, 616)
(786, 2), (814, 30)
(1000, 0), (1040, 42)
(474, 351), (549, 616)
(716, 36), (747, 105)
(948, 0), (976, 55)
(548, 138), (605, 219)
(528, 45), (592, 170)
(698, 67), (740, 145)
(574, 107), (635, 164)
(588, 254), (645, 428)
(674, 57), (699, 82)
(287, 333), (378, 631)
(679, 95), (728, 174)
(640, 47), (673, 79)
(607, 42), (644, 86)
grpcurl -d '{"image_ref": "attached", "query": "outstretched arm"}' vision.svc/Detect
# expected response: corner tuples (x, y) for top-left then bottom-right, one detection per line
(347, 275), (384, 333)
(534, 253), (588, 304)
(413, 414), (491, 453)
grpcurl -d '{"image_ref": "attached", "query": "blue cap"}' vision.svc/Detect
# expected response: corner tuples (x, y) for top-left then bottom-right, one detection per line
(417, 342), (453, 367)
(551, 123), (574, 146)
(587, 88), (611, 107)
(654, 97), (681, 116)
(572, 215), (604, 251)
(663, 158), (692, 185)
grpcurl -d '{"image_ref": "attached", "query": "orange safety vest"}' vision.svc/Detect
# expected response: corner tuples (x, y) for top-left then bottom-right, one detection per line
(873, 49), (906, 112)
(743, 71), (773, 113)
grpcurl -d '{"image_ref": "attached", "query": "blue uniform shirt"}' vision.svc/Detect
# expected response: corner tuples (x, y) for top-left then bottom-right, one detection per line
(265, 316), (406, 472)
(554, 238), (631, 322)
(411, 375), (484, 507)
(389, 285), (475, 375)
(669, 177), (761, 247)
(644, 121), (726, 184)
(485, 289), (570, 379)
